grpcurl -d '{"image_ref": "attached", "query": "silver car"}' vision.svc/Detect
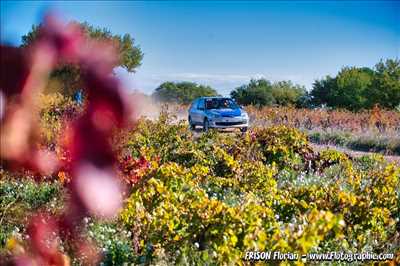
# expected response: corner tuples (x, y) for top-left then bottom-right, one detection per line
(188, 97), (249, 132)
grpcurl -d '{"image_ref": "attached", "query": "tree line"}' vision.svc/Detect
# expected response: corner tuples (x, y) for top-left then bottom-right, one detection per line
(152, 80), (308, 107)
(22, 22), (399, 111)
(310, 59), (399, 111)
(153, 58), (400, 111)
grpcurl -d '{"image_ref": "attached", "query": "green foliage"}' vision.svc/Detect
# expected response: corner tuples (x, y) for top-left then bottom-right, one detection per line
(152, 81), (218, 104)
(20, 24), (41, 48)
(310, 75), (336, 107)
(254, 125), (311, 169)
(231, 79), (275, 106)
(84, 219), (135, 265)
(334, 67), (373, 111)
(0, 177), (63, 252)
(308, 131), (400, 155)
(271, 81), (307, 106)
(21, 22), (143, 96)
(0, 178), (62, 212)
(118, 114), (399, 264)
(368, 58), (400, 109)
(310, 58), (400, 110)
(231, 79), (306, 107)
(2, 107), (399, 264)
(308, 131), (352, 147)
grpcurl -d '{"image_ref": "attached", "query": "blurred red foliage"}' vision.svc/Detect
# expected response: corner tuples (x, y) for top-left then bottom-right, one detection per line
(1, 14), (134, 265)
(119, 155), (150, 185)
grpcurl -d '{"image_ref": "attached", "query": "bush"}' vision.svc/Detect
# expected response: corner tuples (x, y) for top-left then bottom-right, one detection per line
(254, 125), (312, 169)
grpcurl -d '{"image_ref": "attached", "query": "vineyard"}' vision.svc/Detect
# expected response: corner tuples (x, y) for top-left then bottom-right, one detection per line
(245, 106), (400, 156)
(169, 104), (400, 156)
(1, 96), (399, 265)
(0, 14), (399, 266)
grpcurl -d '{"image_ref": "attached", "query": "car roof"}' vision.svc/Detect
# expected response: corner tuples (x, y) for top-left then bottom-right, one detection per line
(198, 97), (232, 100)
(192, 97), (233, 104)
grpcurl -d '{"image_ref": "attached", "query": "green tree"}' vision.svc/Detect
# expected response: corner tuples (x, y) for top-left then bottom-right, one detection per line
(310, 67), (374, 111)
(231, 79), (274, 106)
(333, 67), (374, 111)
(152, 81), (218, 104)
(271, 80), (306, 106)
(310, 59), (399, 111)
(231, 79), (306, 107)
(21, 22), (143, 96)
(310, 76), (337, 107)
(368, 58), (400, 109)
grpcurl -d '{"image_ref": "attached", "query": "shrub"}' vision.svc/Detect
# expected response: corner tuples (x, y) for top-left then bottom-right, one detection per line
(254, 125), (312, 169)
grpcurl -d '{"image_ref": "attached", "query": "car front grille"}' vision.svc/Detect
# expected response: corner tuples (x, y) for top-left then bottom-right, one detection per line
(215, 121), (246, 126)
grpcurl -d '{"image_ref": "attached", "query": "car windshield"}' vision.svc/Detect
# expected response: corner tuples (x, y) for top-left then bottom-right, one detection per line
(205, 98), (239, 110)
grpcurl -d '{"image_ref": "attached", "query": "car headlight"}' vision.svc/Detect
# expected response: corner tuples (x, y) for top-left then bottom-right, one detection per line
(241, 112), (248, 119)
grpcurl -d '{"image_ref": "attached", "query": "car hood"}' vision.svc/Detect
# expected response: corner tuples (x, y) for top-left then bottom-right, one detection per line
(207, 108), (243, 117)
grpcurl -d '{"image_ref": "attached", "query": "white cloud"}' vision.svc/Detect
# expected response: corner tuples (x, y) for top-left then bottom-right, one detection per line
(157, 73), (267, 82)
(115, 67), (309, 96)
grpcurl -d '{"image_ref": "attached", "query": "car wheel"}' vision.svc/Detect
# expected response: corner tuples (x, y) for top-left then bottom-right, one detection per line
(188, 116), (195, 130)
(240, 127), (248, 133)
(203, 118), (210, 132)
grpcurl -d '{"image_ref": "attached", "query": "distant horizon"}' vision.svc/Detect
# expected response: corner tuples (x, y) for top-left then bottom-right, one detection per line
(1, 0), (399, 96)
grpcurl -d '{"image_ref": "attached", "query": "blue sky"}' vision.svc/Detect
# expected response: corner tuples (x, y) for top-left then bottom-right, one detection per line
(1, 1), (399, 95)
